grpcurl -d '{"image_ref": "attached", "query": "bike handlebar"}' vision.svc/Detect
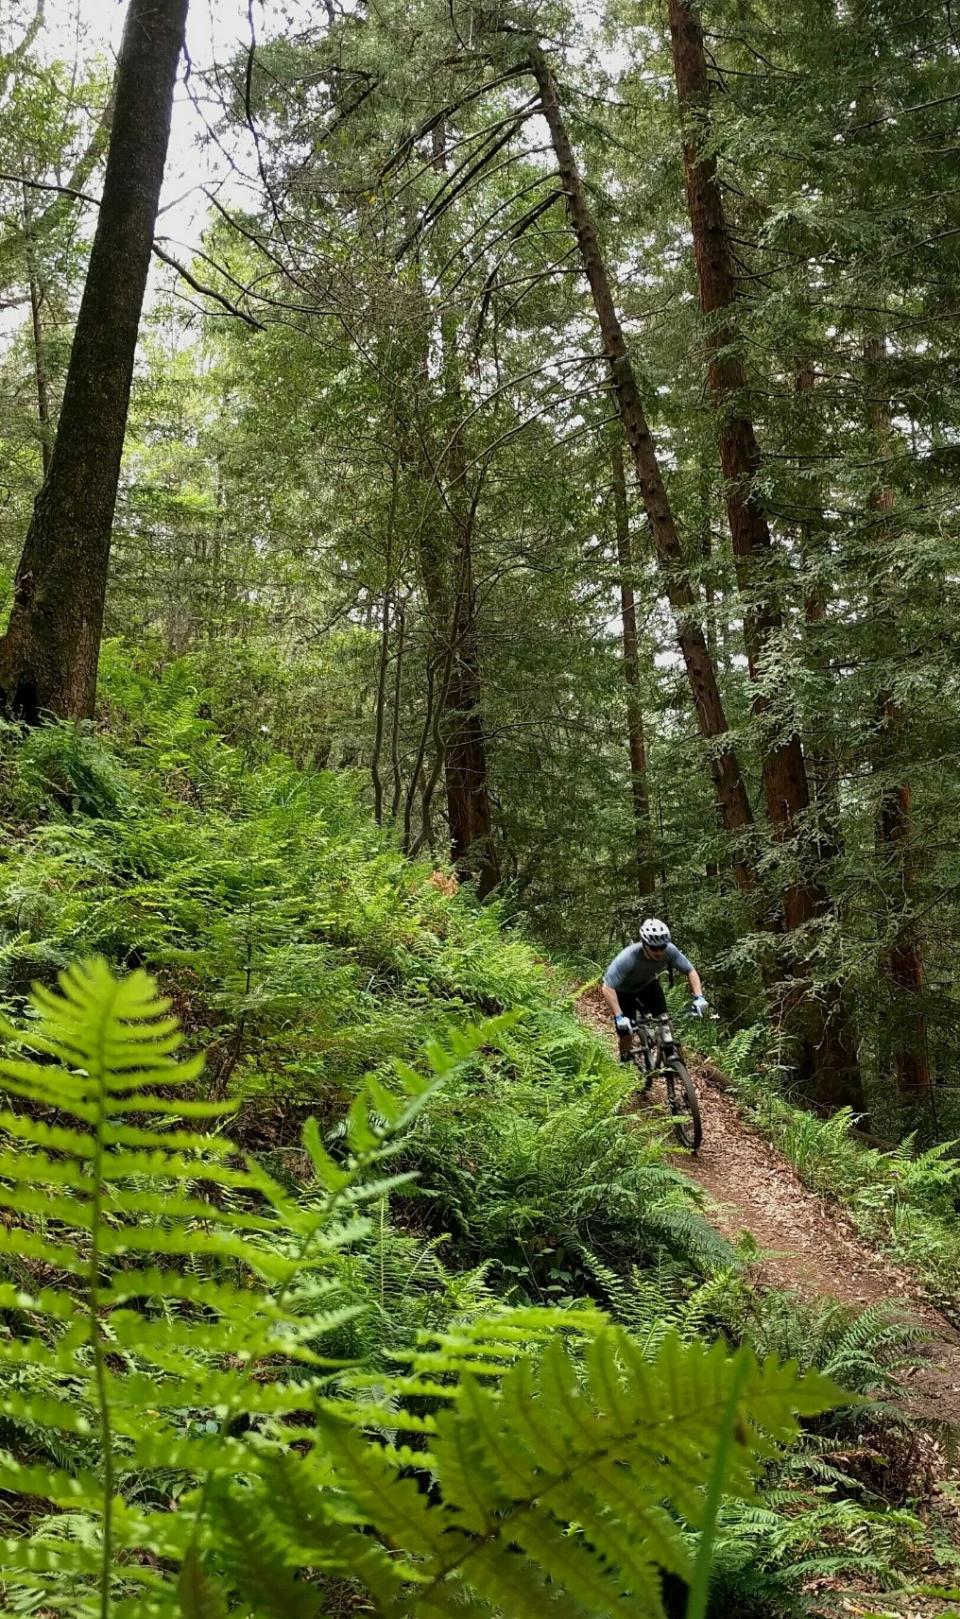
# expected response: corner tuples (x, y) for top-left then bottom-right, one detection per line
(628, 1008), (718, 1031)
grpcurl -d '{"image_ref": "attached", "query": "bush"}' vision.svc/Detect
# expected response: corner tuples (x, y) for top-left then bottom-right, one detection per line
(0, 959), (843, 1618)
(0, 645), (950, 1614)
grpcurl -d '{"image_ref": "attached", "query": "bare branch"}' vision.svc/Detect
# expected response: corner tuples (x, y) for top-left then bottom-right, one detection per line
(151, 241), (266, 328)
(377, 67), (528, 182)
(394, 115), (533, 260)
(0, 170), (98, 207)
(849, 87), (960, 133)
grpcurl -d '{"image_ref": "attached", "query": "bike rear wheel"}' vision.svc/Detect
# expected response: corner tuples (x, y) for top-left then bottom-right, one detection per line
(664, 1058), (702, 1151)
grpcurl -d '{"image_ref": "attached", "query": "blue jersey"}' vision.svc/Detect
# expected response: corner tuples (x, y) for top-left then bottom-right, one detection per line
(603, 941), (693, 994)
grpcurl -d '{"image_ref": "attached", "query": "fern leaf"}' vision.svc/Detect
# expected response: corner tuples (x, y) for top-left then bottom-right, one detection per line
(255, 1452), (414, 1602)
(177, 1545), (229, 1619)
(437, 1540), (588, 1619)
(319, 1412), (452, 1560)
(191, 1486), (320, 1619)
(0, 1453), (102, 1510)
(509, 1506), (630, 1614)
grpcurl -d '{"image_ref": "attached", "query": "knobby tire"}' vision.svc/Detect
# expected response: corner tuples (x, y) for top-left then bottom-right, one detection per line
(665, 1056), (701, 1151)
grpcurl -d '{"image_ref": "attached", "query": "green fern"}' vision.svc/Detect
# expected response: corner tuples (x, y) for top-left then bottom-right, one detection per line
(16, 721), (129, 821)
(207, 1317), (843, 1619)
(0, 959), (501, 1616)
(0, 962), (843, 1617)
(704, 1494), (923, 1615)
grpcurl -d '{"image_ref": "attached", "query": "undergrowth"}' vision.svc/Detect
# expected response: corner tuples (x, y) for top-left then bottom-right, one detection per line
(0, 642), (953, 1612)
(0, 957), (844, 1617)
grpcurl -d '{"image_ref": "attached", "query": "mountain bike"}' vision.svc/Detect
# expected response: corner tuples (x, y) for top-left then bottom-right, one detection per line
(627, 1011), (702, 1151)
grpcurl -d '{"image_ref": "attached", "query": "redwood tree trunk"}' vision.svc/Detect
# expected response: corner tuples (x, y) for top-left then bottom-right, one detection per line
(370, 466), (399, 826)
(529, 45), (757, 898)
(666, 0), (863, 1111)
(397, 340), (499, 895)
(865, 335), (930, 1100)
(443, 567), (498, 895)
(404, 124), (499, 896)
(611, 441), (656, 895)
(667, 0), (817, 869)
(0, 0), (189, 721)
(795, 360), (843, 868)
(442, 417), (500, 898)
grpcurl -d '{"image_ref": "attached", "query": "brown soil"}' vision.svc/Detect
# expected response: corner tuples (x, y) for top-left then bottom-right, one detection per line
(576, 988), (960, 1430)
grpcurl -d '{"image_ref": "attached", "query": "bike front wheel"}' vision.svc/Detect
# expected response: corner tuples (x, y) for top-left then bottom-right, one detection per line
(664, 1058), (702, 1151)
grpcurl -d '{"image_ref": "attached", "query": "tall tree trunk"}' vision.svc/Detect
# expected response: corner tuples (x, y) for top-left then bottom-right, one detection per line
(864, 335), (930, 1100)
(402, 353), (498, 892)
(528, 45), (758, 898)
(666, 0), (863, 1111)
(403, 122), (499, 895)
(370, 465), (400, 825)
(21, 180), (52, 477)
(611, 440), (656, 895)
(389, 595), (407, 822)
(795, 360), (843, 867)
(442, 415), (500, 897)
(0, 0), (189, 722)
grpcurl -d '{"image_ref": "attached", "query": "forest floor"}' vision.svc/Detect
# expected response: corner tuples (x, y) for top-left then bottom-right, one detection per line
(576, 987), (960, 1430)
(577, 985), (960, 1609)
(681, 1075), (960, 1426)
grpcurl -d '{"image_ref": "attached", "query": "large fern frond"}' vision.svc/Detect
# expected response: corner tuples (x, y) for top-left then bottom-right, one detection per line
(0, 960), (501, 1616)
(213, 1316), (843, 1619)
(0, 963), (844, 1619)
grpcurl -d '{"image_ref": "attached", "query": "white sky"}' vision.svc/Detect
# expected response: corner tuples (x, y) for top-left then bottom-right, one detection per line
(7, 0), (623, 309)
(1, 0), (279, 284)
(69, 0), (258, 249)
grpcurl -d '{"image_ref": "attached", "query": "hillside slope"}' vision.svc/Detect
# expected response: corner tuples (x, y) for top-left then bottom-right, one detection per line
(0, 645), (957, 1613)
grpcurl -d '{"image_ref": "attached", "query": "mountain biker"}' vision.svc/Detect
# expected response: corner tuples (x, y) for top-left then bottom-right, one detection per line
(601, 918), (708, 1061)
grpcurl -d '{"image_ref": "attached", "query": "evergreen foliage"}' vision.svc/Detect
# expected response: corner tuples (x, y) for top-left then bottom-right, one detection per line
(0, 694), (950, 1610)
(0, 0), (959, 1604)
(0, 957), (843, 1617)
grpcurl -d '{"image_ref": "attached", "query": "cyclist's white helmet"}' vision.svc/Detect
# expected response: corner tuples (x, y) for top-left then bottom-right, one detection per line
(639, 917), (671, 949)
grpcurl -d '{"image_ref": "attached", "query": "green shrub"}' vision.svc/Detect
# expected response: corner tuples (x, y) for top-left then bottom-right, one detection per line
(5, 720), (128, 820)
(0, 648), (948, 1614)
(405, 1067), (731, 1296)
(0, 959), (842, 1618)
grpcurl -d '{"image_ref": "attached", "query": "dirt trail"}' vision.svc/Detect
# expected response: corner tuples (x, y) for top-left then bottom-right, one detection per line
(577, 989), (960, 1429)
(683, 1077), (960, 1423)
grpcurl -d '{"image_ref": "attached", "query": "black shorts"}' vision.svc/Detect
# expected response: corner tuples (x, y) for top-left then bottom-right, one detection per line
(616, 980), (667, 1022)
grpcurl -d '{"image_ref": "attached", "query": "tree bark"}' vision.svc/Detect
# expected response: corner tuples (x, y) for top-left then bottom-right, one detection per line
(864, 335), (930, 1100)
(370, 465), (400, 824)
(611, 440), (656, 895)
(0, 0), (189, 722)
(529, 44), (757, 897)
(667, 0), (814, 887)
(402, 127), (499, 896)
(794, 360), (843, 867)
(389, 596), (407, 822)
(21, 180), (52, 477)
(666, 0), (863, 1111)
(441, 414), (500, 897)
(401, 348), (499, 893)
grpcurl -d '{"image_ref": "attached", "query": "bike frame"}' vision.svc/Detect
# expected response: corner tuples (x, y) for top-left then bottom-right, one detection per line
(631, 1012), (678, 1072)
(626, 1012), (703, 1150)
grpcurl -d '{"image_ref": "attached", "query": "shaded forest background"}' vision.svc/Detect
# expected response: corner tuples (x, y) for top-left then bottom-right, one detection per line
(1, 0), (958, 1138)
